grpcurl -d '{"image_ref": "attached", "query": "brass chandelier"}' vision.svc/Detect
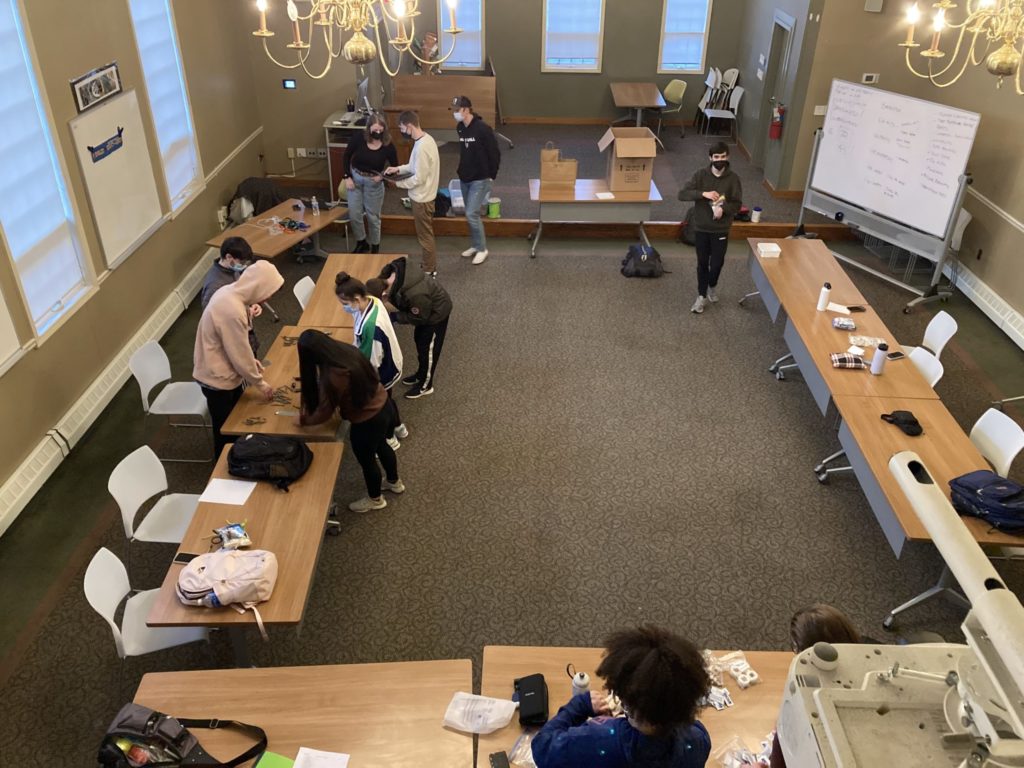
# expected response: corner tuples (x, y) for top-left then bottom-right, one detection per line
(899, 0), (1024, 94)
(254, 0), (462, 79)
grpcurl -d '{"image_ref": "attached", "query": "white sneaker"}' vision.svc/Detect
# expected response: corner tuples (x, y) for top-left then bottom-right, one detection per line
(691, 296), (706, 314)
(349, 496), (387, 513)
(707, 286), (719, 303)
(394, 423), (409, 439)
(461, 247), (477, 258)
(471, 249), (489, 265)
(386, 436), (400, 451)
(382, 478), (405, 494)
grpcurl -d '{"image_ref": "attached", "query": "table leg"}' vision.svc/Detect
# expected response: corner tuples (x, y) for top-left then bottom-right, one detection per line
(530, 220), (543, 258)
(311, 230), (329, 260)
(228, 626), (254, 667)
(635, 108), (643, 127)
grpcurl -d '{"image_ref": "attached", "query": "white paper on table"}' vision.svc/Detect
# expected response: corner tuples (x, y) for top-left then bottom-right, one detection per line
(595, 192), (615, 200)
(847, 345), (865, 356)
(198, 478), (257, 506)
(826, 302), (851, 315)
(293, 747), (350, 768)
(443, 691), (518, 734)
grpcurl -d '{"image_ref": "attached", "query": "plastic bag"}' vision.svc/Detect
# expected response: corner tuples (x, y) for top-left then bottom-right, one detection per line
(711, 735), (759, 767)
(508, 730), (538, 768)
(442, 692), (517, 734)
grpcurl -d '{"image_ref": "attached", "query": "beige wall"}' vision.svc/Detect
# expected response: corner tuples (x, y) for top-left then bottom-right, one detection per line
(0, 0), (263, 481)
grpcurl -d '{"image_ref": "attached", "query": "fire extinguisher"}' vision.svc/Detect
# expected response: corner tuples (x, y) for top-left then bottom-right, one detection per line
(769, 103), (786, 140)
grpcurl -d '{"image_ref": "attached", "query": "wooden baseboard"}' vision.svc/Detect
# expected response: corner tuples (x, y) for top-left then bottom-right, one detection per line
(735, 136), (753, 162)
(762, 177), (804, 200)
(504, 116), (694, 127)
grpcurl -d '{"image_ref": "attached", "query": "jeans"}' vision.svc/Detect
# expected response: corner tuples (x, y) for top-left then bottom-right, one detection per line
(460, 178), (492, 251)
(694, 230), (729, 298)
(349, 170), (385, 245)
(413, 316), (449, 389)
(349, 406), (398, 498)
(199, 384), (243, 456)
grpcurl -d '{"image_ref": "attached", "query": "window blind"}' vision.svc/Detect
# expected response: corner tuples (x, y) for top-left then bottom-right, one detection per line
(543, 0), (604, 72)
(439, 0), (483, 69)
(660, 0), (712, 73)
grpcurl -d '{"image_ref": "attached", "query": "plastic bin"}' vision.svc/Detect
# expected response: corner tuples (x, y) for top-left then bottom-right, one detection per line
(448, 179), (465, 215)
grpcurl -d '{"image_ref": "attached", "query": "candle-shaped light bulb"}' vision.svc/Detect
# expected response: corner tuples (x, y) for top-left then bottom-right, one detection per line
(904, 2), (919, 44)
(287, 0), (301, 44)
(933, 8), (945, 32)
(447, 0), (458, 28)
(394, 0), (407, 17)
(256, 0), (268, 33)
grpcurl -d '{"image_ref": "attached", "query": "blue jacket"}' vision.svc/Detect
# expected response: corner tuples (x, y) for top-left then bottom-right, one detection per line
(532, 694), (710, 768)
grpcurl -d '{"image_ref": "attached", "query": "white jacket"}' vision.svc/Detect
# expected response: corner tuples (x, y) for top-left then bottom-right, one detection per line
(395, 133), (440, 203)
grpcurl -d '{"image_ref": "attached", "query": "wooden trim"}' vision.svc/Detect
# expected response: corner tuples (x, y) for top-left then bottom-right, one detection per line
(504, 116), (693, 126)
(762, 177), (804, 200)
(274, 176), (330, 190)
(735, 135), (753, 162)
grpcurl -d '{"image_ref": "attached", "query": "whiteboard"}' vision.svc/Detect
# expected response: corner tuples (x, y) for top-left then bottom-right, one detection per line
(70, 90), (163, 269)
(812, 80), (980, 239)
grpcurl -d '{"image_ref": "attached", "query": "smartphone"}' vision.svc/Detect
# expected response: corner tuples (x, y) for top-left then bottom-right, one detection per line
(488, 753), (511, 768)
(173, 552), (199, 565)
(887, 350), (906, 361)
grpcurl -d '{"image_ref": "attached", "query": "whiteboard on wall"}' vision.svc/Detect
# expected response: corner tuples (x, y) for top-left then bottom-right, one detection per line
(70, 90), (163, 269)
(812, 79), (980, 240)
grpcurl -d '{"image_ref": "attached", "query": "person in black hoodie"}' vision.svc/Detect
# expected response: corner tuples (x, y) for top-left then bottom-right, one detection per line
(453, 95), (500, 265)
(376, 257), (453, 399)
(678, 142), (743, 314)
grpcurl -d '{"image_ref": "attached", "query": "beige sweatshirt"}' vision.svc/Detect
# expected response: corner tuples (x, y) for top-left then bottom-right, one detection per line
(395, 132), (440, 204)
(193, 260), (284, 390)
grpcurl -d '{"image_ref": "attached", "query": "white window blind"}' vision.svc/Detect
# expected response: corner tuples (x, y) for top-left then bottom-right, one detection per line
(659, 0), (712, 73)
(438, 0), (483, 70)
(543, 0), (605, 73)
(128, 0), (202, 209)
(0, 0), (89, 335)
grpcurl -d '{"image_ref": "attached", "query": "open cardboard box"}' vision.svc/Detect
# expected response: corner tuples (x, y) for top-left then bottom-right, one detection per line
(598, 127), (657, 192)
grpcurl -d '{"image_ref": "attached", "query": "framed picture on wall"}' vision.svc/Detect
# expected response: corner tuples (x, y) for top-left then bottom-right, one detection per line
(70, 62), (122, 113)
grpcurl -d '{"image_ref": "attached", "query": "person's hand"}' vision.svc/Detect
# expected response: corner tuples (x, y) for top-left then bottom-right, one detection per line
(292, 415), (303, 427)
(384, 167), (399, 176)
(713, 206), (724, 220)
(702, 191), (721, 202)
(589, 691), (611, 716)
(370, 173), (383, 183)
(345, 178), (355, 191)
(250, 303), (263, 318)
(258, 382), (274, 402)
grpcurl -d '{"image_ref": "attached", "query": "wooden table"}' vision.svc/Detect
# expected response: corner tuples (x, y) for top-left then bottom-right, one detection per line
(134, 660), (474, 767)
(528, 179), (662, 258)
(221, 325), (351, 440)
(610, 83), (667, 127)
(479, 646), (790, 761)
(299, 253), (398, 328)
(206, 199), (348, 260)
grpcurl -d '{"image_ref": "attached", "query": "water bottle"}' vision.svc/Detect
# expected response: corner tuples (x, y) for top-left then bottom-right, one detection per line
(871, 343), (889, 376)
(816, 282), (832, 312)
(571, 672), (591, 697)
(201, 593), (221, 608)
(311, 196), (320, 216)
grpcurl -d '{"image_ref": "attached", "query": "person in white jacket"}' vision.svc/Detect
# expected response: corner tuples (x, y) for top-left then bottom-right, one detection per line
(385, 110), (440, 276)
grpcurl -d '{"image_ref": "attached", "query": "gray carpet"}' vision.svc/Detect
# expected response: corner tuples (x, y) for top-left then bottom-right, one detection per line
(1, 233), (1021, 765)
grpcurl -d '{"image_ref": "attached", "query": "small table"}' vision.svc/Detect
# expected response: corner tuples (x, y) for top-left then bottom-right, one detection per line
(134, 660), (474, 767)
(610, 82), (667, 128)
(221, 325), (351, 440)
(299, 253), (399, 328)
(206, 199), (348, 260)
(528, 179), (662, 258)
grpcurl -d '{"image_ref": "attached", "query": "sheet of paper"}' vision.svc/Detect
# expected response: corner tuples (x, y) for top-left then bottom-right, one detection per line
(293, 747), (350, 768)
(595, 192), (615, 200)
(826, 301), (851, 315)
(198, 478), (257, 506)
(847, 345), (865, 356)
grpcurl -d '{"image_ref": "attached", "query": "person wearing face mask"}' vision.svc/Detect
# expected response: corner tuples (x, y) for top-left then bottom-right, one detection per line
(384, 111), (440, 277)
(678, 141), (743, 314)
(342, 113), (399, 254)
(334, 271), (407, 450)
(452, 95), (500, 265)
(200, 236), (261, 355)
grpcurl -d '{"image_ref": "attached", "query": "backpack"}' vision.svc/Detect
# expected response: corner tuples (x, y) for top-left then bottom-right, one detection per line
(679, 207), (696, 246)
(434, 189), (452, 218)
(228, 434), (312, 491)
(949, 470), (1024, 533)
(176, 550), (278, 639)
(621, 244), (665, 278)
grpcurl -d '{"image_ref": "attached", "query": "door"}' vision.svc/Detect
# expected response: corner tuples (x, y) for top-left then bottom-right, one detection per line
(753, 10), (796, 182)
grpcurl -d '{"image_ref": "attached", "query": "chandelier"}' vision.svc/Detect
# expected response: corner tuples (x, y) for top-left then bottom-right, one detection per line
(254, 0), (462, 79)
(899, 0), (1024, 94)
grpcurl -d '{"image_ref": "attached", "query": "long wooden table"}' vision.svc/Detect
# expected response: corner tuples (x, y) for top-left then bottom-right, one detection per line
(221, 325), (350, 440)
(479, 646), (789, 761)
(299, 253), (398, 328)
(206, 198), (348, 260)
(610, 82), (666, 127)
(134, 660), (474, 767)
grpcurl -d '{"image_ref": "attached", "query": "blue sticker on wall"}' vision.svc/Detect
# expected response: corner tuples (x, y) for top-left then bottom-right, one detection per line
(88, 127), (124, 163)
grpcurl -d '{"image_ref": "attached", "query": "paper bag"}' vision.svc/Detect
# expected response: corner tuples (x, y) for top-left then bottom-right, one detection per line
(540, 141), (578, 185)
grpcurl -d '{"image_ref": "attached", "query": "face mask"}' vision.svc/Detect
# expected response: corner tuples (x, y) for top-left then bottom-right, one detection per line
(342, 303), (360, 316)
(370, 130), (383, 139)
(399, 128), (409, 137)
(711, 160), (729, 171)
(453, 111), (463, 123)
(230, 263), (247, 273)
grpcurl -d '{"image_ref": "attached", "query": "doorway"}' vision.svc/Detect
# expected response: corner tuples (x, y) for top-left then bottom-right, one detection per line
(753, 10), (796, 184)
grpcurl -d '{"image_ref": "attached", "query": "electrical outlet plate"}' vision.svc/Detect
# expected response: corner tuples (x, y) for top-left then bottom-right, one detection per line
(757, 68), (765, 81)
(862, 73), (880, 84)
(287, 147), (295, 159)
(297, 147), (307, 158)
(316, 148), (327, 158)
(814, 105), (828, 116)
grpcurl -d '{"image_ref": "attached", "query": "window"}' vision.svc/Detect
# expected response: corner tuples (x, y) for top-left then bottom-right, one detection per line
(438, 0), (484, 70)
(659, 0), (713, 74)
(127, 0), (203, 210)
(0, 0), (90, 335)
(542, 0), (605, 73)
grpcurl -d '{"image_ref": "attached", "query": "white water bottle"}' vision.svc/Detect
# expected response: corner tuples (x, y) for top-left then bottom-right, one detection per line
(871, 342), (889, 375)
(571, 672), (591, 696)
(816, 282), (831, 312)
(311, 196), (320, 216)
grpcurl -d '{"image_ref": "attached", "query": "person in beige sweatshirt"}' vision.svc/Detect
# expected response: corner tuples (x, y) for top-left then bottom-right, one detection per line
(194, 259), (284, 453)
(385, 110), (440, 275)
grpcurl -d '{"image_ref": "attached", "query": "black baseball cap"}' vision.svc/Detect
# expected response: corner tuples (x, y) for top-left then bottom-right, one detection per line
(451, 95), (473, 109)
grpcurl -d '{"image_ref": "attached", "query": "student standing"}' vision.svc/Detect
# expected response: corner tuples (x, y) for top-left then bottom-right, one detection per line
(342, 113), (398, 254)
(296, 330), (403, 513)
(378, 257), (452, 400)
(385, 110), (440, 276)
(193, 260), (284, 454)
(452, 95), (500, 265)
(678, 141), (742, 314)
(200, 236), (260, 355)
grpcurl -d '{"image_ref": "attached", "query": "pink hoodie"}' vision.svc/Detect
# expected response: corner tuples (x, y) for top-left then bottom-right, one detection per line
(193, 260), (284, 390)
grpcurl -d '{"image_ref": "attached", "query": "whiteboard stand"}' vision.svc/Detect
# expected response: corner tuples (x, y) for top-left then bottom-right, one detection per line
(795, 129), (971, 314)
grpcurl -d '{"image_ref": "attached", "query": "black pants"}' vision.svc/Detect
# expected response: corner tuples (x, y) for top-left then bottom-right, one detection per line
(385, 388), (401, 437)
(200, 384), (243, 456)
(349, 406), (398, 498)
(413, 316), (449, 389)
(695, 230), (729, 298)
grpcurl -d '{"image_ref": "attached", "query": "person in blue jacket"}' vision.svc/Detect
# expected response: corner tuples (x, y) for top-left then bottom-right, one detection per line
(532, 625), (712, 768)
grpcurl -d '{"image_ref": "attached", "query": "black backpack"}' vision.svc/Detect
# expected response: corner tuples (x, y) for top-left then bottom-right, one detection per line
(949, 470), (1024, 533)
(679, 207), (696, 246)
(621, 244), (665, 278)
(228, 435), (313, 491)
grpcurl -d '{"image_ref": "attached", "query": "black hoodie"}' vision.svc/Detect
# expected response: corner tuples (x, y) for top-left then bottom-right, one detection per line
(387, 258), (453, 326)
(456, 115), (501, 182)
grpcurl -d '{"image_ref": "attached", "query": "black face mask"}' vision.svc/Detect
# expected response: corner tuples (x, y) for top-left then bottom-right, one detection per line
(711, 160), (729, 171)
(370, 131), (383, 139)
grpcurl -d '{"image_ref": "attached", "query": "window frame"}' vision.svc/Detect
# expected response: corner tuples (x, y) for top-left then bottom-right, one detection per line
(541, 0), (606, 74)
(657, 0), (714, 76)
(437, 0), (485, 71)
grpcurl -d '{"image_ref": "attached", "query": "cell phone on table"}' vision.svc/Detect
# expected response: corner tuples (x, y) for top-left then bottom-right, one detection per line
(887, 350), (906, 361)
(173, 552), (199, 565)
(489, 752), (511, 768)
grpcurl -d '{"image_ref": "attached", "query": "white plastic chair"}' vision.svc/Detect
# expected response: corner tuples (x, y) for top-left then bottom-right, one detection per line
(128, 341), (212, 463)
(294, 276), (316, 310)
(909, 346), (944, 387)
(970, 408), (1024, 476)
(903, 310), (958, 360)
(110, 446), (199, 551)
(84, 547), (207, 660)
(721, 67), (739, 91)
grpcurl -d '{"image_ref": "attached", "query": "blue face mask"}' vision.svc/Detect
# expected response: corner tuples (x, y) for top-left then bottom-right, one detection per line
(231, 263), (248, 274)
(342, 303), (360, 316)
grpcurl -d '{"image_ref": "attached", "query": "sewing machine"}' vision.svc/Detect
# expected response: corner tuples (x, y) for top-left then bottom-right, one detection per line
(778, 451), (1024, 767)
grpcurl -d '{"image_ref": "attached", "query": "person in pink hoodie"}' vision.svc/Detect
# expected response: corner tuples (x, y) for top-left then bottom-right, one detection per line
(193, 260), (284, 453)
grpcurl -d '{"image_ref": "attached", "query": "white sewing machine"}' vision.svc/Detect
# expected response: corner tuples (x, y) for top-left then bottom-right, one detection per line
(778, 451), (1024, 767)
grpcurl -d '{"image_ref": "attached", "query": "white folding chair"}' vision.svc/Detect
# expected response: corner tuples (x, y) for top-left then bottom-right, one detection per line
(721, 67), (739, 91)
(701, 86), (744, 144)
(903, 310), (958, 361)
(128, 341), (213, 463)
(294, 276), (316, 310)
(909, 347), (944, 387)
(971, 408), (1024, 477)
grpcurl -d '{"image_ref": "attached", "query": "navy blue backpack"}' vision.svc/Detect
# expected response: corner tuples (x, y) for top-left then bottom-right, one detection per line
(949, 470), (1024, 533)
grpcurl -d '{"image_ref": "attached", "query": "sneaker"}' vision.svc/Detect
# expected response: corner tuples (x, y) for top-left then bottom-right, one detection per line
(471, 249), (489, 265)
(691, 296), (706, 314)
(707, 286), (719, 303)
(382, 478), (405, 494)
(401, 374), (421, 386)
(426, 271), (437, 278)
(353, 240), (369, 254)
(349, 496), (387, 513)
(404, 384), (434, 399)
(394, 423), (409, 439)
(386, 436), (401, 451)
(461, 247), (477, 258)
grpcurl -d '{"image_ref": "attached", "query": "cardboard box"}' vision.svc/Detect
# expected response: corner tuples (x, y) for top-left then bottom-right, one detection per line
(598, 127), (656, 192)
